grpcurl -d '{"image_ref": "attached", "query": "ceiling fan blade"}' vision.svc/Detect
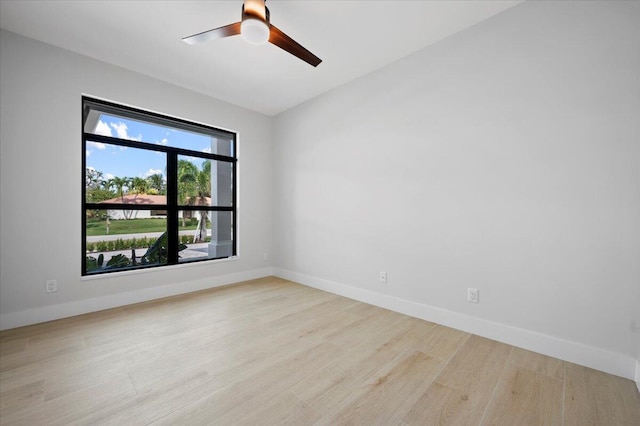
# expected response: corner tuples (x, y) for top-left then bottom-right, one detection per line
(182, 22), (242, 45)
(268, 25), (322, 67)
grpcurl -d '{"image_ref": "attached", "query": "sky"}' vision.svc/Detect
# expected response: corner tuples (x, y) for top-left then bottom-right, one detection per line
(85, 114), (215, 182)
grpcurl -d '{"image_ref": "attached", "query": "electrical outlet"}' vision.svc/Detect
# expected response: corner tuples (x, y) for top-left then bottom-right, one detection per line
(46, 279), (58, 293)
(467, 288), (479, 303)
(379, 272), (387, 283)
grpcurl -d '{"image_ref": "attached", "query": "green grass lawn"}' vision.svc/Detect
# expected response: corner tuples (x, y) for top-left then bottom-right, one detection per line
(86, 217), (198, 236)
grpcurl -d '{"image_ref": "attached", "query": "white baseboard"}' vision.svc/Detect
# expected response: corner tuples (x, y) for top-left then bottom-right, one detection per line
(0, 267), (273, 331)
(274, 268), (637, 381)
(636, 358), (640, 394)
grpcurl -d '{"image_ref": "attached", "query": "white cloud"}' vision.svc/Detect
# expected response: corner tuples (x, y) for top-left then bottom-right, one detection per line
(156, 138), (169, 146)
(202, 147), (212, 153)
(94, 120), (112, 137)
(110, 122), (142, 141)
(104, 173), (115, 180)
(143, 168), (163, 178)
(87, 141), (106, 150)
(86, 150), (91, 157)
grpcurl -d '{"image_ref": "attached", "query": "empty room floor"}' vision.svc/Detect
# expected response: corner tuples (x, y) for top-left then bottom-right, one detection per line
(1, 277), (639, 425)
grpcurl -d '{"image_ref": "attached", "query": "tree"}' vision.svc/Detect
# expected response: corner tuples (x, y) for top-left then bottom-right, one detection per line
(111, 176), (129, 202)
(193, 161), (211, 242)
(178, 159), (211, 241)
(128, 177), (150, 219)
(111, 176), (133, 219)
(147, 173), (165, 194)
(85, 168), (115, 218)
(131, 177), (149, 196)
(178, 160), (199, 227)
(85, 168), (103, 190)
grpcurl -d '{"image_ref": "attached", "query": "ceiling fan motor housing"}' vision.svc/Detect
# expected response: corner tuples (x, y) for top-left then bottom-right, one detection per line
(241, 2), (270, 44)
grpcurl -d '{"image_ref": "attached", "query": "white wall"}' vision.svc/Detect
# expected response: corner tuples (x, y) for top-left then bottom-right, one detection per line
(0, 30), (273, 328)
(273, 1), (640, 379)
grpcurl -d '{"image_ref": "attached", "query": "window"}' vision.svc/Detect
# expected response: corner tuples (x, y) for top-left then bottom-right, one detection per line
(83, 97), (236, 275)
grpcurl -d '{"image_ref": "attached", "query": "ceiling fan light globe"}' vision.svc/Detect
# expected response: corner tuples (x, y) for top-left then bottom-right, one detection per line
(241, 18), (270, 45)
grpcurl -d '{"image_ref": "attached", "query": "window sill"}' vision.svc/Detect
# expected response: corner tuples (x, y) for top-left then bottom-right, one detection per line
(81, 255), (239, 281)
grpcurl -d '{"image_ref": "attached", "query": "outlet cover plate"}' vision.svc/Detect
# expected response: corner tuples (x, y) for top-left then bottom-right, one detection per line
(46, 279), (58, 293)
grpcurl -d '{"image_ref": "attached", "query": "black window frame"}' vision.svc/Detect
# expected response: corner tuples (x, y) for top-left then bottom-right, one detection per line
(82, 96), (237, 276)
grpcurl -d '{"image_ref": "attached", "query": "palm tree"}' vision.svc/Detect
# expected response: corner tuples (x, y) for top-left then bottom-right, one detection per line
(111, 176), (132, 219)
(193, 161), (211, 242)
(100, 178), (114, 193)
(178, 160), (199, 227)
(147, 173), (165, 194)
(111, 176), (129, 202)
(129, 177), (149, 219)
(131, 177), (149, 196)
(178, 160), (210, 241)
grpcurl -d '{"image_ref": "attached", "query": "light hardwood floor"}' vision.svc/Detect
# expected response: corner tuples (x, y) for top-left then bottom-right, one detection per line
(1, 277), (639, 425)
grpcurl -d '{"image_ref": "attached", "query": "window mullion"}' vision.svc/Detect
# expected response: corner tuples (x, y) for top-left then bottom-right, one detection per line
(166, 151), (179, 265)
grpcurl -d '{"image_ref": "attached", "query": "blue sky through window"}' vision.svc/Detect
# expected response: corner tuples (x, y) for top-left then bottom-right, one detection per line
(86, 114), (212, 180)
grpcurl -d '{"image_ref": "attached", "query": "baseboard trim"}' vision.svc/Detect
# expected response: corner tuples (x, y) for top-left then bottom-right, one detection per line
(274, 268), (636, 381)
(0, 267), (274, 331)
(636, 358), (640, 394)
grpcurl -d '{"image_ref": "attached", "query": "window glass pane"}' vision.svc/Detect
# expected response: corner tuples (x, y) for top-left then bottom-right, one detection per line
(85, 142), (167, 207)
(177, 156), (233, 208)
(84, 107), (234, 155)
(85, 210), (167, 274)
(179, 211), (233, 263)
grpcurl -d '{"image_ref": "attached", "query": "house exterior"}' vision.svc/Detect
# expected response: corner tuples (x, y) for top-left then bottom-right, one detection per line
(100, 194), (211, 220)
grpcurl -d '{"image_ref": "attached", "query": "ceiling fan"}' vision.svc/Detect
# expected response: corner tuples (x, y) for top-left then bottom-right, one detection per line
(182, 0), (322, 67)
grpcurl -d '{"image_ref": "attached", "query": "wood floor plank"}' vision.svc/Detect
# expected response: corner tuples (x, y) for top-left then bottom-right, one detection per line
(432, 335), (512, 393)
(413, 324), (470, 361)
(0, 338), (27, 357)
(508, 346), (565, 380)
(151, 339), (343, 425)
(0, 374), (136, 426)
(403, 335), (512, 425)
(0, 379), (45, 418)
(69, 369), (213, 426)
(289, 335), (414, 415)
(234, 392), (321, 426)
(403, 382), (480, 426)
(1, 277), (638, 425)
(564, 362), (640, 426)
(318, 350), (444, 426)
(480, 364), (563, 426)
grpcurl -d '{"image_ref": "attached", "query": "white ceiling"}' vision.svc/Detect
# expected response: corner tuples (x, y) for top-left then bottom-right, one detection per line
(0, 0), (522, 116)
